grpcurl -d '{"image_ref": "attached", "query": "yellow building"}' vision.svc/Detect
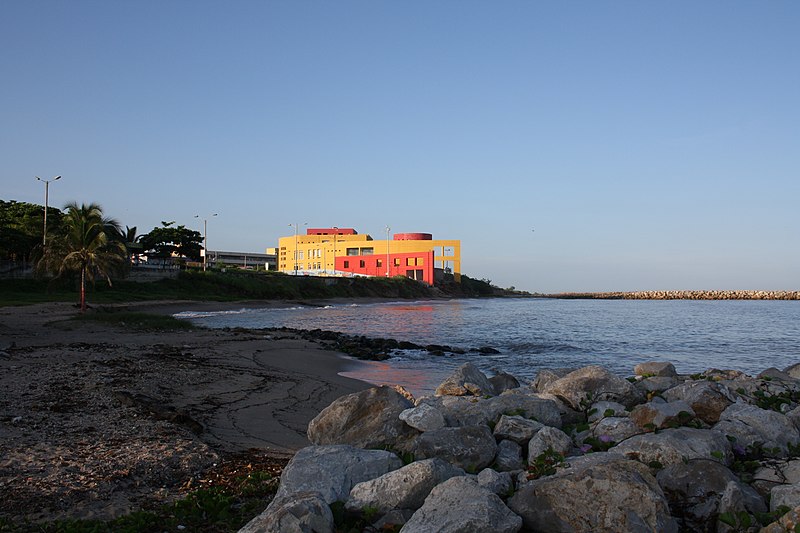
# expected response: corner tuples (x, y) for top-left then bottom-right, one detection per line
(274, 227), (460, 285)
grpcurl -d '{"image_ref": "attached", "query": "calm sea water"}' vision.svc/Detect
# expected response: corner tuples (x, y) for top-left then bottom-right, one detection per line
(175, 299), (800, 396)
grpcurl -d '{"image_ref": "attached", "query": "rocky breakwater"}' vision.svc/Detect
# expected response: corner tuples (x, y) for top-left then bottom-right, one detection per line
(241, 360), (800, 532)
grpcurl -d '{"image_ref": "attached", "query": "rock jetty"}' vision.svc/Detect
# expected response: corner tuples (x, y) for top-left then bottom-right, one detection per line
(242, 361), (800, 532)
(545, 290), (800, 300)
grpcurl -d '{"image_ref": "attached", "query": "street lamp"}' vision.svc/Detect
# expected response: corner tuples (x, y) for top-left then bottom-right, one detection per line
(195, 213), (218, 271)
(289, 222), (307, 275)
(35, 175), (61, 247)
(385, 225), (391, 277)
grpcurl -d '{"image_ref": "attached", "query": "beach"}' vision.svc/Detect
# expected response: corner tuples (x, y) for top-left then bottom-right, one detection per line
(0, 300), (370, 523)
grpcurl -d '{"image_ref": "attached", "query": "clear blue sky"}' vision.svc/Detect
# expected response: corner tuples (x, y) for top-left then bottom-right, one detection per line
(2, 1), (798, 293)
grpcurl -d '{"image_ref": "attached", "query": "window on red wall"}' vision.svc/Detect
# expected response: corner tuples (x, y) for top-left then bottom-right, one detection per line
(393, 258), (401, 266)
(376, 259), (383, 267)
(343, 260), (350, 268)
(359, 260), (365, 268)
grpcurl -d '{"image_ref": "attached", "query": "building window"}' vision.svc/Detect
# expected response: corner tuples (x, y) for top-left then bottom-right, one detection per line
(359, 260), (365, 268)
(346, 248), (359, 256)
(361, 247), (374, 255)
(417, 258), (424, 266)
(343, 260), (350, 268)
(393, 258), (401, 266)
(376, 259), (383, 267)
(406, 258), (414, 266)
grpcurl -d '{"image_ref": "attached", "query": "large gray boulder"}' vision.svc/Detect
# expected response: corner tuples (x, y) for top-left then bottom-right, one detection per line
(661, 380), (737, 424)
(527, 426), (574, 462)
(634, 361), (677, 378)
(493, 414), (544, 444)
(630, 400), (695, 430)
(591, 416), (642, 444)
(399, 403), (445, 432)
(495, 439), (525, 472)
(412, 425), (498, 471)
(400, 476), (522, 533)
(541, 365), (644, 410)
(489, 372), (521, 394)
(422, 390), (561, 428)
(345, 458), (464, 516)
(770, 484), (800, 512)
(713, 402), (800, 456)
(656, 459), (765, 531)
(272, 445), (403, 505)
(532, 368), (576, 392)
(239, 491), (334, 533)
(435, 362), (495, 397)
(307, 386), (416, 451)
(611, 427), (733, 467)
(508, 455), (677, 533)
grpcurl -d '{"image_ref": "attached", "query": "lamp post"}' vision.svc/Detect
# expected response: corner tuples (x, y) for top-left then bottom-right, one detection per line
(35, 175), (61, 247)
(289, 222), (307, 275)
(385, 225), (391, 277)
(195, 213), (217, 271)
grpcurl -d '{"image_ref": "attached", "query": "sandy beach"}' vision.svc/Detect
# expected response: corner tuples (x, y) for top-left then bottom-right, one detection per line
(0, 300), (371, 523)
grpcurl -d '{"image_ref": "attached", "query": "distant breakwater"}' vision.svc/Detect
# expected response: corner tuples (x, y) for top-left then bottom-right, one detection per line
(543, 290), (800, 300)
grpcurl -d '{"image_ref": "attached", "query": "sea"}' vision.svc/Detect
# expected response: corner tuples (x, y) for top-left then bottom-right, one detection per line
(174, 298), (800, 396)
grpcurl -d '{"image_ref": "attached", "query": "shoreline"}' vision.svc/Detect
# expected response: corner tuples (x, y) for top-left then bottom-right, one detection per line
(540, 290), (800, 300)
(0, 300), (373, 522)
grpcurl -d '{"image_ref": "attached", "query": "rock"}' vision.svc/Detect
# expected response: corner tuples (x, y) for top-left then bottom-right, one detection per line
(591, 416), (642, 444)
(532, 368), (576, 392)
(611, 427), (733, 467)
(761, 504), (800, 533)
(527, 426), (573, 462)
(270, 445), (403, 505)
(661, 380), (737, 424)
(771, 484), (800, 512)
(372, 509), (414, 530)
(508, 455), (677, 533)
(434, 362), (495, 397)
(495, 439), (525, 472)
(400, 476), (522, 533)
(587, 400), (627, 422)
(412, 425), (498, 472)
(239, 491), (334, 533)
(399, 403), (445, 432)
(345, 458), (464, 516)
(489, 372), (520, 394)
(713, 402), (800, 456)
(630, 400), (696, 430)
(655, 459), (765, 531)
(422, 390), (561, 428)
(307, 386), (416, 451)
(541, 365), (644, 410)
(759, 367), (800, 385)
(635, 376), (679, 395)
(493, 415), (544, 444)
(476, 468), (513, 496)
(785, 363), (800, 380)
(717, 480), (768, 532)
(634, 361), (677, 378)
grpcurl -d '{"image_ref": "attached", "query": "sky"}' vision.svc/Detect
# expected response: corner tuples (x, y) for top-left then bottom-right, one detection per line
(1, 1), (798, 293)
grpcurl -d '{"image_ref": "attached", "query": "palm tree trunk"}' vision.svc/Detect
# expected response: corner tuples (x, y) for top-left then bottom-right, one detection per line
(80, 266), (86, 312)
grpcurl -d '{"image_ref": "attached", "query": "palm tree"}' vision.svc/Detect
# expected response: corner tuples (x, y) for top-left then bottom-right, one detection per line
(36, 202), (127, 312)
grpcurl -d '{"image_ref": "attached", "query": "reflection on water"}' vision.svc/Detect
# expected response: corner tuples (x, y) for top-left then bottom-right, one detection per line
(179, 299), (800, 397)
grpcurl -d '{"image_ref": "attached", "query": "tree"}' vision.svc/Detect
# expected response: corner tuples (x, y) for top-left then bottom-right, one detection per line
(36, 202), (128, 312)
(0, 200), (63, 262)
(140, 221), (203, 262)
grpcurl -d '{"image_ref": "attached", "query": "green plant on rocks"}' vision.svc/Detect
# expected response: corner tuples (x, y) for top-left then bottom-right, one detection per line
(526, 447), (567, 480)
